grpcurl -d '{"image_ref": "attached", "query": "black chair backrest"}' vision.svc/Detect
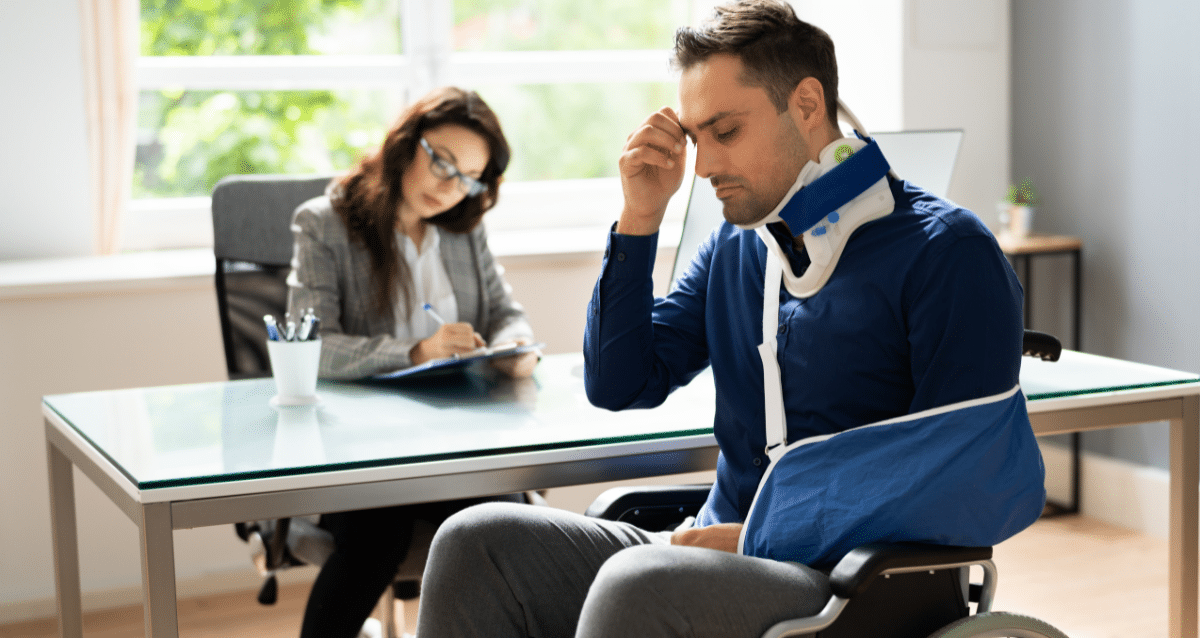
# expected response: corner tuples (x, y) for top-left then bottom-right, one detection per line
(212, 174), (336, 379)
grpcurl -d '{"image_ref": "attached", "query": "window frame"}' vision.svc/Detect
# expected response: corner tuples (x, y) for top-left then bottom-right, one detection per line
(128, 0), (697, 252)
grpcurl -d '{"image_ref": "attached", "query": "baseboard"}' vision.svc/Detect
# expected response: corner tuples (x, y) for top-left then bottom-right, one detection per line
(0, 565), (318, 626)
(1041, 440), (1168, 539)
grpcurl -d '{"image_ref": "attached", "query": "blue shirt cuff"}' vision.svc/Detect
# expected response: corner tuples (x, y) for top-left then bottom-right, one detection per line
(603, 221), (659, 280)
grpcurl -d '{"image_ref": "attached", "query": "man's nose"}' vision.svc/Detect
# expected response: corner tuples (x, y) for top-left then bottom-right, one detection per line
(693, 141), (721, 179)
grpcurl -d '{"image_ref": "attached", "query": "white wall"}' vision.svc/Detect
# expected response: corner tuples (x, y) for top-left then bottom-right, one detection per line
(903, 0), (1010, 225)
(0, 0), (95, 259)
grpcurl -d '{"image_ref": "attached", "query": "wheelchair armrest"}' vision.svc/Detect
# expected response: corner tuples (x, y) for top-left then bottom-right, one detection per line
(1022, 329), (1062, 361)
(829, 543), (993, 599)
(584, 484), (712, 531)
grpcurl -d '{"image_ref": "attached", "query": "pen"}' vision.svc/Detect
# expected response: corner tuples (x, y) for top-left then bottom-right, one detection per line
(298, 313), (313, 341)
(422, 303), (447, 326)
(264, 314), (281, 341)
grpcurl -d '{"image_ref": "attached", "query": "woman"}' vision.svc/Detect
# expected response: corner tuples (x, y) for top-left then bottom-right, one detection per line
(287, 86), (538, 638)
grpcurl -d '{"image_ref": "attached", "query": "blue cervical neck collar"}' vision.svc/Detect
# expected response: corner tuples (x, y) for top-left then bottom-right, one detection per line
(776, 137), (891, 235)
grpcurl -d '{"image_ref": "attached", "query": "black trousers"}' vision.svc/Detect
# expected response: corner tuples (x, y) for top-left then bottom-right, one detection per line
(298, 494), (525, 638)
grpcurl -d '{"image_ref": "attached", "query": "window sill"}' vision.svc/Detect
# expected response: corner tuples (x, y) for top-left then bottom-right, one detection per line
(0, 226), (681, 301)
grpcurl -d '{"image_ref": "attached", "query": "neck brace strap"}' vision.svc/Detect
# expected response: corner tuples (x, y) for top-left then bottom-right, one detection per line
(776, 138), (891, 235)
(753, 136), (896, 299)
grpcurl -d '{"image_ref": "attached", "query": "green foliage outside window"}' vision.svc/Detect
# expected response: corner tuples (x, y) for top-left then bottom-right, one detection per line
(453, 0), (682, 51)
(137, 0), (400, 198)
(137, 0), (686, 200)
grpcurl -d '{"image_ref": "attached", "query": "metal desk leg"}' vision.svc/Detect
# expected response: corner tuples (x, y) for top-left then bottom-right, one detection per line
(1169, 394), (1199, 638)
(47, 438), (83, 638)
(139, 501), (179, 638)
(1070, 247), (1089, 515)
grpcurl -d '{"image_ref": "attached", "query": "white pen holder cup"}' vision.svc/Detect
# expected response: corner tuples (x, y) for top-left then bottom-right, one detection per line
(266, 338), (322, 405)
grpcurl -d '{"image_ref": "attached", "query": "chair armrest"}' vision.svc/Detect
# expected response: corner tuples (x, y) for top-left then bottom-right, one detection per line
(829, 543), (993, 599)
(584, 484), (712, 531)
(1022, 329), (1062, 361)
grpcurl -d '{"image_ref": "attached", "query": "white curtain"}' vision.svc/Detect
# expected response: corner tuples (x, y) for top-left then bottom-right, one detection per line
(78, 0), (138, 255)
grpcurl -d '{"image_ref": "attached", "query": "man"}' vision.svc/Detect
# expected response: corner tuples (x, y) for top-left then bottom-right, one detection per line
(414, 2), (1045, 636)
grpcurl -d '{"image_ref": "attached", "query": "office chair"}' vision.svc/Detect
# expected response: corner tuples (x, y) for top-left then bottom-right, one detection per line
(210, 173), (428, 637)
(585, 329), (1067, 638)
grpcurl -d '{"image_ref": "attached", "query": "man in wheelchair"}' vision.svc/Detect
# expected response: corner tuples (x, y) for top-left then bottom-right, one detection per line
(412, 2), (1054, 637)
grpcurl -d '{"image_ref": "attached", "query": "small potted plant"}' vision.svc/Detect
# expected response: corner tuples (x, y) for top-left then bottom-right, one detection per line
(998, 177), (1038, 239)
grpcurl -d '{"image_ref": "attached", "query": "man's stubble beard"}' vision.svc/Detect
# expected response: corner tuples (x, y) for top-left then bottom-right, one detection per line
(719, 114), (809, 228)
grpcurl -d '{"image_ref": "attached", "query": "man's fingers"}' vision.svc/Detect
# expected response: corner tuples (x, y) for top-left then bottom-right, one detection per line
(622, 146), (676, 173)
(649, 106), (684, 137)
(627, 121), (684, 151)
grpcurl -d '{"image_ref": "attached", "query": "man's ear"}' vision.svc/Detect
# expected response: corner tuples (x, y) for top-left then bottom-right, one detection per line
(788, 77), (827, 134)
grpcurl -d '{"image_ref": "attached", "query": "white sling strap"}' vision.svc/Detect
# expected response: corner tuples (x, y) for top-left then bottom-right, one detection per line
(756, 240), (788, 463)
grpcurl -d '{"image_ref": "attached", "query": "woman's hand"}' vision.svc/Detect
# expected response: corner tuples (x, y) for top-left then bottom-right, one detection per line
(411, 322), (486, 365)
(489, 336), (541, 379)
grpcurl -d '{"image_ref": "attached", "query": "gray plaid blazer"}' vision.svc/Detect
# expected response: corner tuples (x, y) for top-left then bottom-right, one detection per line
(286, 195), (533, 380)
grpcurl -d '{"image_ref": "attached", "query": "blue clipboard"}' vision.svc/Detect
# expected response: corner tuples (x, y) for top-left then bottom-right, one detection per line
(371, 342), (545, 380)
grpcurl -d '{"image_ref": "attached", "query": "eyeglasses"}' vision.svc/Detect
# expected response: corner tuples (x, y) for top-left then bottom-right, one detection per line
(419, 137), (486, 197)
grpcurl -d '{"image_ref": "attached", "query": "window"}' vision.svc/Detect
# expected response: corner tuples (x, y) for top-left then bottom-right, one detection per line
(129, 0), (710, 251)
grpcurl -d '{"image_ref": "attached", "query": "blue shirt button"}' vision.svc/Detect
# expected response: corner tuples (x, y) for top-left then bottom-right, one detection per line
(617, 252), (626, 262)
(778, 324), (787, 334)
(753, 457), (762, 467)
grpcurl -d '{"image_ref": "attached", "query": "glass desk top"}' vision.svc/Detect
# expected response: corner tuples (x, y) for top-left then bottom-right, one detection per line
(44, 351), (1200, 492)
(43, 354), (717, 490)
(1020, 349), (1198, 400)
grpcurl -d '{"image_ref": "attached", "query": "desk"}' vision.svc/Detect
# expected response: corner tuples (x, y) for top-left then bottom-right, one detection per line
(45, 352), (1200, 637)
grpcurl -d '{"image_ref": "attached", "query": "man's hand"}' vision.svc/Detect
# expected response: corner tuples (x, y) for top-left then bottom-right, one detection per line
(670, 523), (743, 553)
(411, 323), (486, 365)
(617, 107), (688, 236)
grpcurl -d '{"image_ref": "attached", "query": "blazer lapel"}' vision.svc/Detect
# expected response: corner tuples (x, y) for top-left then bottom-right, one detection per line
(347, 238), (395, 336)
(441, 230), (481, 327)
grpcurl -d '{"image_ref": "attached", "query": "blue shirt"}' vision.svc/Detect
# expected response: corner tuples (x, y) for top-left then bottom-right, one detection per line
(584, 178), (1026, 526)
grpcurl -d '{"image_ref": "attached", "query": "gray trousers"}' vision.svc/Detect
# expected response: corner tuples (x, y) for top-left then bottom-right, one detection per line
(415, 502), (831, 638)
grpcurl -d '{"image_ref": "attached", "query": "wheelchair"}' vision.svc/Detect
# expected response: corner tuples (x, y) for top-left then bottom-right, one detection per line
(587, 485), (1068, 638)
(580, 329), (1071, 638)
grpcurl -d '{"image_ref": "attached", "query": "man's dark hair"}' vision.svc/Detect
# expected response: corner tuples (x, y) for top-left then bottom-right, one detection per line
(673, 0), (839, 121)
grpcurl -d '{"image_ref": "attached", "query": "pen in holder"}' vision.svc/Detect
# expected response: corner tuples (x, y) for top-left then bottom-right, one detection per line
(265, 337), (322, 406)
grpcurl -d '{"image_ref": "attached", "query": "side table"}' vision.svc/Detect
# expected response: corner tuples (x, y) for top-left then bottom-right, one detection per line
(997, 232), (1083, 515)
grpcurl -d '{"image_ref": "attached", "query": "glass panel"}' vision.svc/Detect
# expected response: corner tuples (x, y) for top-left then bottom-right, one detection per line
(1021, 350), (1199, 400)
(453, 0), (689, 51)
(140, 0), (402, 56)
(134, 89), (404, 198)
(43, 355), (717, 489)
(474, 82), (678, 182)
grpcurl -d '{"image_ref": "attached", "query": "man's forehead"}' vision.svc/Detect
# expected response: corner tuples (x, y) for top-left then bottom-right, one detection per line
(677, 55), (773, 131)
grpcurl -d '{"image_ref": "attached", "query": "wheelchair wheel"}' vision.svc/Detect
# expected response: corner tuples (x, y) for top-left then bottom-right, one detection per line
(926, 611), (1069, 638)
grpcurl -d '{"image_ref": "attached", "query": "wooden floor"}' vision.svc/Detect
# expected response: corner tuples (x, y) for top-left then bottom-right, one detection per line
(0, 515), (1173, 638)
